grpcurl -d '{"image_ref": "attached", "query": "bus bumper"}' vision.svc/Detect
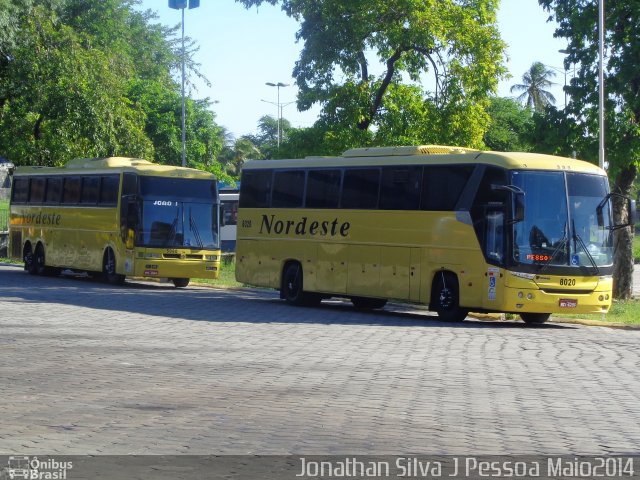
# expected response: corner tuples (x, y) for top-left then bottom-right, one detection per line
(133, 253), (221, 280)
(502, 284), (612, 315)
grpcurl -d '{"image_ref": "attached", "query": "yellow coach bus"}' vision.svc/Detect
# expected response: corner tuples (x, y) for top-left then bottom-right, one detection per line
(9, 157), (221, 287)
(235, 145), (635, 323)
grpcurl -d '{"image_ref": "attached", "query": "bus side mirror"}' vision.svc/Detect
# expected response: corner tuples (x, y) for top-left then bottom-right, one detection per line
(596, 205), (604, 228)
(126, 203), (139, 229)
(513, 191), (525, 224)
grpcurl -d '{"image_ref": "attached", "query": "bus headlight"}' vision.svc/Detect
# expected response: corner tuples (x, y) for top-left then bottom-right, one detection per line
(527, 293), (534, 300)
(517, 292), (524, 299)
(205, 255), (218, 261)
(145, 253), (161, 259)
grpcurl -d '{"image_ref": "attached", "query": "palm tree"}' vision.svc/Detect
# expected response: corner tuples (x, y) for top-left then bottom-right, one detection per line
(510, 62), (557, 112)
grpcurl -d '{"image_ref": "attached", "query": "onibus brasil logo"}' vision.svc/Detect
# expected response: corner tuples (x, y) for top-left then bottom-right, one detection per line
(2, 456), (73, 480)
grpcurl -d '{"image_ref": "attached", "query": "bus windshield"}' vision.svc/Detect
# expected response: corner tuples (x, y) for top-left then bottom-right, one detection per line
(511, 171), (613, 268)
(138, 177), (219, 249)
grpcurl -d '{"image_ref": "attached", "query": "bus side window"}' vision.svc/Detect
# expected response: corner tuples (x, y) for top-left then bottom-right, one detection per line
(380, 166), (421, 210)
(11, 178), (30, 204)
(306, 170), (341, 209)
(240, 170), (272, 208)
(421, 165), (474, 211)
(341, 168), (380, 209)
(272, 170), (305, 208)
(99, 175), (119, 205)
(80, 176), (100, 204)
(29, 177), (46, 204)
(45, 177), (63, 204)
(62, 177), (81, 204)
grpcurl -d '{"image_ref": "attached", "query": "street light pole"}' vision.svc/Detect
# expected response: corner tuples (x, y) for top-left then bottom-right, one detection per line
(598, 0), (605, 170)
(266, 82), (289, 148)
(169, 0), (200, 167)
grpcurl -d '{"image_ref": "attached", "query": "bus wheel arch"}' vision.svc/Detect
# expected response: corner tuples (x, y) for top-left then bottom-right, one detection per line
(430, 270), (469, 322)
(102, 247), (125, 285)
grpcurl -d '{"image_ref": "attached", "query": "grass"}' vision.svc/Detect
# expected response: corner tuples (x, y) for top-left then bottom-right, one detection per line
(193, 257), (244, 288)
(557, 299), (640, 325)
(0, 199), (8, 231)
(634, 231), (640, 263)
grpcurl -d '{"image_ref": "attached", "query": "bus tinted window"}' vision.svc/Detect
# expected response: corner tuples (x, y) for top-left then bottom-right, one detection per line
(422, 165), (474, 211)
(139, 177), (216, 200)
(472, 166), (508, 206)
(12, 178), (29, 203)
(100, 175), (119, 205)
(240, 170), (272, 208)
(45, 177), (63, 204)
(380, 166), (422, 210)
(81, 177), (100, 204)
(306, 170), (341, 209)
(272, 170), (305, 208)
(342, 168), (380, 209)
(63, 177), (82, 204)
(30, 177), (46, 204)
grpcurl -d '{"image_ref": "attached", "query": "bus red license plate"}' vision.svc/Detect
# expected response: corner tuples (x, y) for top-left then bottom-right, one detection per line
(559, 299), (578, 308)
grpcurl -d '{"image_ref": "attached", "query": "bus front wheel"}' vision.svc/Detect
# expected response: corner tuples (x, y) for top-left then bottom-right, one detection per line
(103, 248), (125, 285)
(520, 313), (550, 324)
(281, 262), (321, 306)
(172, 278), (190, 288)
(432, 272), (468, 322)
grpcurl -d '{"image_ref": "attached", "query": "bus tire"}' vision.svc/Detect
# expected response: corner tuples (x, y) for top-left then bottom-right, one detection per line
(172, 278), (190, 288)
(24, 243), (36, 274)
(351, 297), (387, 310)
(520, 313), (550, 324)
(103, 248), (125, 285)
(30, 243), (46, 275)
(431, 271), (468, 322)
(281, 262), (308, 306)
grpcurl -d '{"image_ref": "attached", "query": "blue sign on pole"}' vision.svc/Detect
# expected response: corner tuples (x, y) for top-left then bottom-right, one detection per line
(168, 0), (188, 9)
(189, 0), (200, 8)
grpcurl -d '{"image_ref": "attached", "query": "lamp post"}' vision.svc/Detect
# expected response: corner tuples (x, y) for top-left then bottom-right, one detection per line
(598, 0), (605, 170)
(169, 0), (200, 167)
(265, 82), (289, 148)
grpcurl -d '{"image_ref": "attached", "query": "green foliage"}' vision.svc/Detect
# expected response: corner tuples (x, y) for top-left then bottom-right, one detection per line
(238, 0), (507, 151)
(483, 97), (534, 152)
(510, 62), (558, 112)
(0, 0), (226, 175)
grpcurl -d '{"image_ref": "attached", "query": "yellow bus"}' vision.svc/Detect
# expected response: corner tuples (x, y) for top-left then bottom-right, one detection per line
(9, 157), (221, 287)
(235, 145), (635, 323)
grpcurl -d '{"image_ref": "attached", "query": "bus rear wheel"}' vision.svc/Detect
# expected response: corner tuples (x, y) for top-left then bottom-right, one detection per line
(103, 248), (125, 285)
(520, 313), (551, 324)
(172, 278), (190, 288)
(26, 243), (46, 275)
(351, 297), (387, 310)
(432, 272), (468, 322)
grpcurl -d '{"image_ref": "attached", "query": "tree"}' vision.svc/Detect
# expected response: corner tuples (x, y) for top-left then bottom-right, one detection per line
(237, 0), (507, 149)
(0, 0), (226, 174)
(510, 62), (557, 112)
(538, 0), (639, 299)
(483, 97), (534, 152)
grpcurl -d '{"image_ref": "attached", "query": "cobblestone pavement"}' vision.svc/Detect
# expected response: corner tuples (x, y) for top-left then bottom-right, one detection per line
(1, 264), (639, 455)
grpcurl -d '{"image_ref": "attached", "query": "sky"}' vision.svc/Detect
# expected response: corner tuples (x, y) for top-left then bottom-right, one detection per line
(138, 0), (572, 139)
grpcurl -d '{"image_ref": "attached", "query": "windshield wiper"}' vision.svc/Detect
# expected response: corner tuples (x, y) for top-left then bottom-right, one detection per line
(572, 220), (600, 275)
(539, 223), (568, 274)
(188, 208), (204, 249)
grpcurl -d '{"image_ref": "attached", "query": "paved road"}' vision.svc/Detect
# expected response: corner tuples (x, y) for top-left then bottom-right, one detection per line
(0, 264), (639, 455)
